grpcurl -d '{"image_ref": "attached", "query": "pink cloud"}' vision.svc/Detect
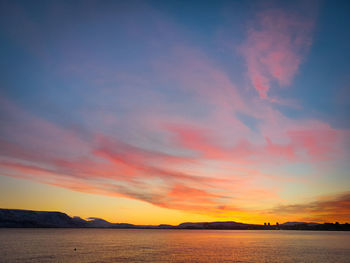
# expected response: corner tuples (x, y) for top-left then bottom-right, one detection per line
(165, 121), (340, 164)
(264, 137), (296, 161)
(0, 119), (282, 215)
(240, 9), (313, 98)
(287, 125), (339, 161)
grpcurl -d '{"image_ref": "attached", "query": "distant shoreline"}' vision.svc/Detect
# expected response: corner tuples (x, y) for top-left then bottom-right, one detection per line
(1, 208), (349, 231)
(1, 227), (350, 231)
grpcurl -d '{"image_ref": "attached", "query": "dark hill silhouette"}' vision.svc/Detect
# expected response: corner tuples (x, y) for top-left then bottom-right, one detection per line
(1, 209), (349, 230)
(0, 209), (81, 228)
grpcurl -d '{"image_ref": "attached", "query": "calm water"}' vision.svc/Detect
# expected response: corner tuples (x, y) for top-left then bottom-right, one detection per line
(0, 229), (349, 263)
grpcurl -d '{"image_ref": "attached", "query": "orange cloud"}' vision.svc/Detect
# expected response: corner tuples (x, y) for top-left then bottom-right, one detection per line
(270, 192), (350, 223)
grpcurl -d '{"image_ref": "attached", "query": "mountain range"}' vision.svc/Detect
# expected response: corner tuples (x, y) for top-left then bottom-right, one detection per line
(0, 209), (348, 230)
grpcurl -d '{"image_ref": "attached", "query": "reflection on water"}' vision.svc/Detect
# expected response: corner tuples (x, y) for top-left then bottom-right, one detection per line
(0, 229), (349, 262)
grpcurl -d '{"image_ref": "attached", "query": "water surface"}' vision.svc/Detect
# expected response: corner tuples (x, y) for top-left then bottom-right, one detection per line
(0, 229), (349, 262)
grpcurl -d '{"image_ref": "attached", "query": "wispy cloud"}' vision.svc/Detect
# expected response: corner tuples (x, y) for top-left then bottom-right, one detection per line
(240, 8), (313, 98)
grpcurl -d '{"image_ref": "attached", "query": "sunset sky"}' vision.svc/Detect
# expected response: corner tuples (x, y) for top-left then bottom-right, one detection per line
(0, 0), (349, 225)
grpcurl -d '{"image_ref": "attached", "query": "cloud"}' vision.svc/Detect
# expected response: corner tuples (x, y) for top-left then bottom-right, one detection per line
(240, 8), (313, 98)
(270, 192), (350, 222)
(0, 105), (280, 215)
(165, 121), (343, 164)
(0, 101), (244, 214)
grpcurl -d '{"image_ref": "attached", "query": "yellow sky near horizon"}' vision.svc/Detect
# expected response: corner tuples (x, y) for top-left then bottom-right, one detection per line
(2, 175), (347, 225)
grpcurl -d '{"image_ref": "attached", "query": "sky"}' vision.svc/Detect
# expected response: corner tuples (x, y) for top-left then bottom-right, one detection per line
(0, 0), (349, 225)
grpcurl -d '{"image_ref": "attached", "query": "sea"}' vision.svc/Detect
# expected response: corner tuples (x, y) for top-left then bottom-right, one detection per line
(0, 229), (349, 262)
